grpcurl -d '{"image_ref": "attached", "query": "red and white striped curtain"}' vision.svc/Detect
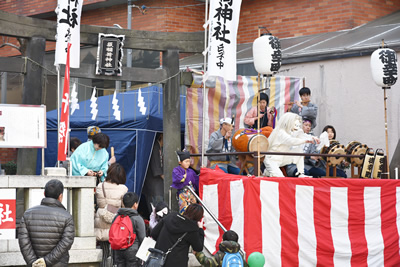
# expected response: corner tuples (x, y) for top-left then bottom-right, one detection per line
(199, 167), (400, 266)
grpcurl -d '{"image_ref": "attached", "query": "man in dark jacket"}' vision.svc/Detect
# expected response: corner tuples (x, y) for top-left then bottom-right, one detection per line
(18, 179), (75, 267)
(151, 204), (204, 267)
(142, 133), (164, 215)
(195, 230), (248, 267)
(112, 192), (146, 267)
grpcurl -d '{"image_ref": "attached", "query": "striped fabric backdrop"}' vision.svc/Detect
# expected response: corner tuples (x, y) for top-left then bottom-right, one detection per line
(199, 167), (400, 266)
(185, 75), (302, 167)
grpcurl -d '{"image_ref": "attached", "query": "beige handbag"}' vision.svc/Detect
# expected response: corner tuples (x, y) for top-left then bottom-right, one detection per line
(99, 182), (119, 223)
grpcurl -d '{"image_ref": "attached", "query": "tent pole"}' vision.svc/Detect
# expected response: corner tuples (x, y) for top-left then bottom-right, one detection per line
(57, 66), (60, 167)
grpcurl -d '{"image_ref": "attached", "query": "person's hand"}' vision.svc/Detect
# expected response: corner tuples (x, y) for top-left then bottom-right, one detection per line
(32, 258), (46, 267)
(86, 170), (95, 176)
(197, 218), (204, 228)
(287, 102), (294, 111)
(108, 156), (116, 165)
(225, 131), (232, 139)
(295, 100), (303, 108)
(342, 160), (350, 167)
(311, 156), (319, 161)
(161, 174), (164, 179)
(193, 250), (197, 255)
(97, 170), (104, 177)
(313, 137), (321, 144)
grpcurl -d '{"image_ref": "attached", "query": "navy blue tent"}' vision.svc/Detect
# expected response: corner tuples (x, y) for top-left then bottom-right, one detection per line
(36, 85), (186, 195)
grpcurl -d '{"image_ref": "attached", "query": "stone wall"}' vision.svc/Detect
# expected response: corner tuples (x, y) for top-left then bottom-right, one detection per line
(0, 175), (102, 266)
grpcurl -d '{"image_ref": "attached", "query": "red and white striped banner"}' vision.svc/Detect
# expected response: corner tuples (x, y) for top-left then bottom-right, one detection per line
(199, 167), (400, 266)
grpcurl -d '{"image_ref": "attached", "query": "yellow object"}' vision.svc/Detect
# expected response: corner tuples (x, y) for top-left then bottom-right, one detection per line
(180, 173), (187, 183)
(87, 126), (101, 136)
(210, 161), (229, 165)
(32, 258), (46, 267)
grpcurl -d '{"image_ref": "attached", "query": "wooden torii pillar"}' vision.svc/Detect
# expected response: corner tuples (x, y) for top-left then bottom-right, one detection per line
(17, 36), (46, 175)
(162, 50), (180, 211)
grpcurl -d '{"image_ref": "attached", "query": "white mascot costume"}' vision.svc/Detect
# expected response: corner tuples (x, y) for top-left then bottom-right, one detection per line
(263, 112), (316, 177)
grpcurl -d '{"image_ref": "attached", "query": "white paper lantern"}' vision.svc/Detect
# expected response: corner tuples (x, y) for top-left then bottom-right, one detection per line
(253, 33), (282, 75)
(370, 47), (398, 88)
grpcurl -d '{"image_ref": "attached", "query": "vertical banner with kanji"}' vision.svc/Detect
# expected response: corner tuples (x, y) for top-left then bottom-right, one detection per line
(0, 189), (16, 239)
(207, 0), (242, 81)
(54, 0), (83, 68)
(58, 43), (71, 161)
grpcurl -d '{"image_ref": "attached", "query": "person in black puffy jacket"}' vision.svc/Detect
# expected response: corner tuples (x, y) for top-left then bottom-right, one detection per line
(151, 203), (204, 267)
(18, 179), (75, 267)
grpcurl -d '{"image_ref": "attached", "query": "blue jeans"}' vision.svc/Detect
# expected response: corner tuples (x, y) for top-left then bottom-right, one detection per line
(308, 167), (326, 177)
(218, 165), (241, 175)
(329, 167), (347, 178)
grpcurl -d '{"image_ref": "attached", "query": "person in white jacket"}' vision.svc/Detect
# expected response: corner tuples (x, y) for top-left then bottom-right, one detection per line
(263, 112), (319, 177)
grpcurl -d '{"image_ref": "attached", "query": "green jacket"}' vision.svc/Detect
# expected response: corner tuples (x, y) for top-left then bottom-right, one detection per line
(195, 240), (248, 267)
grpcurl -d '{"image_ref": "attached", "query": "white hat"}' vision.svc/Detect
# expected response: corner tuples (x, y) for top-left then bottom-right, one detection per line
(220, 117), (234, 125)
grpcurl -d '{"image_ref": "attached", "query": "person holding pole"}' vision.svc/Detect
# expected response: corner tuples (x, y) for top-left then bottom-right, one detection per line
(244, 92), (275, 129)
(207, 117), (240, 174)
(287, 87), (318, 131)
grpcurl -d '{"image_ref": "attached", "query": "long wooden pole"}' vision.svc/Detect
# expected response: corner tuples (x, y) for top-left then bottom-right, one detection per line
(383, 88), (390, 179)
(201, 0), (209, 167)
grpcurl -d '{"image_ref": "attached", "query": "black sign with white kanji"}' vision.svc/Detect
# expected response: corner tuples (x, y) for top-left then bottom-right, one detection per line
(96, 34), (125, 76)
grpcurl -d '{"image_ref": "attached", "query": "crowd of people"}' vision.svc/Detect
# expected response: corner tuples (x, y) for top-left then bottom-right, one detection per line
(18, 86), (341, 267)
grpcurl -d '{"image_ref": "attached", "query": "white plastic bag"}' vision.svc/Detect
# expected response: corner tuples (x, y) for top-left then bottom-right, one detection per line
(136, 237), (156, 261)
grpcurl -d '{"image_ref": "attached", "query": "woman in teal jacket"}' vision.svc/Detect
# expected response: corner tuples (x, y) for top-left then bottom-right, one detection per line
(71, 133), (110, 182)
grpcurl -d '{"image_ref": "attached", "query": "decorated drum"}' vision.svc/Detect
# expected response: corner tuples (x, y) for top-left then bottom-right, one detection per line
(345, 141), (368, 167)
(321, 140), (346, 167)
(232, 128), (269, 153)
(360, 148), (375, 178)
(372, 149), (385, 179)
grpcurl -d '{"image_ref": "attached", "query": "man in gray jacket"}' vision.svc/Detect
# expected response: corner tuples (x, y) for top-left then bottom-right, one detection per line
(207, 117), (240, 174)
(18, 179), (75, 267)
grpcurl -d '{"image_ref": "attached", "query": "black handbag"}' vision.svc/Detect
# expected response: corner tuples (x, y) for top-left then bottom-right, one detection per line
(144, 232), (187, 267)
